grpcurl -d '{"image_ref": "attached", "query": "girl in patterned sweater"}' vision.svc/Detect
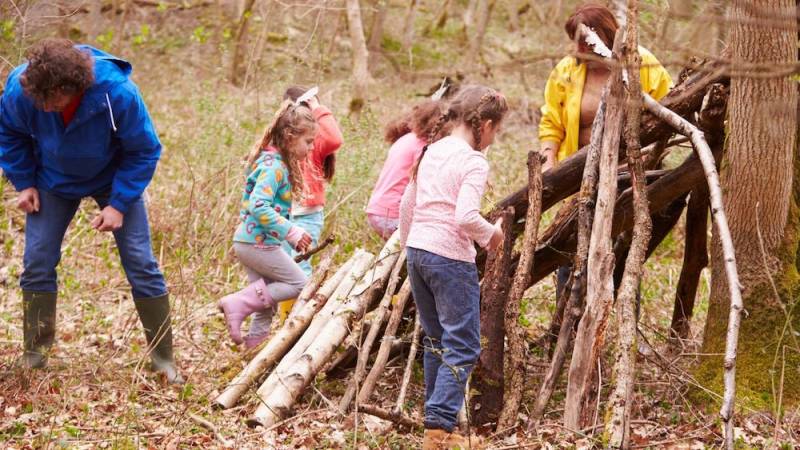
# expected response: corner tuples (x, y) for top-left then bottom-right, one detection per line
(399, 85), (507, 449)
(218, 101), (315, 347)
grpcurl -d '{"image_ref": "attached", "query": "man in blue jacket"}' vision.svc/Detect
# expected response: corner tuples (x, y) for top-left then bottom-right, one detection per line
(0, 38), (181, 383)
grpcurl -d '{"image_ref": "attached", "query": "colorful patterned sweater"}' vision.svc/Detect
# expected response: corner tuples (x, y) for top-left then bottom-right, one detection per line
(233, 149), (295, 246)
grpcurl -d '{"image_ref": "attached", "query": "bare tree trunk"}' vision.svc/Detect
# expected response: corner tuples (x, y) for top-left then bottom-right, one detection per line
(346, 0), (371, 113)
(471, 207), (515, 426)
(468, 0), (491, 61)
(604, 4), (649, 446)
(564, 37), (625, 430)
(230, 0), (257, 86)
(497, 152), (543, 433)
(698, 0), (799, 445)
(367, 0), (388, 52)
(607, 0), (627, 28)
(669, 185), (709, 343)
(401, 0), (419, 51)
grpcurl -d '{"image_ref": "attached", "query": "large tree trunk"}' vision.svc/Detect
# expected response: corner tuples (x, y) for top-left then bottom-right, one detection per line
(699, 0), (800, 411)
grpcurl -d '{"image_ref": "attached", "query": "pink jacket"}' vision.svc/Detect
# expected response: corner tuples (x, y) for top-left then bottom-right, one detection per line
(366, 133), (426, 219)
(399, 136), (495, 263)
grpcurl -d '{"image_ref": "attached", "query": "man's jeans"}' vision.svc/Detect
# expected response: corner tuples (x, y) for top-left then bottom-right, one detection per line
(406, 247), (481, 432)
(21, 189), (166, 298)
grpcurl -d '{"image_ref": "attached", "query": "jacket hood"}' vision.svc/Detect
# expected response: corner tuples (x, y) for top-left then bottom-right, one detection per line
(77, 45), (132, 92)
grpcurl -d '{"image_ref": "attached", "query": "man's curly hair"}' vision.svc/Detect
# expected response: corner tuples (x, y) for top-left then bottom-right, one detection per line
(20, 38), (94, 105)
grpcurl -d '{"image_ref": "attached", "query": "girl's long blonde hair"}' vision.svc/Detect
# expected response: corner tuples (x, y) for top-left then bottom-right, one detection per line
(246, 100), (317, 199)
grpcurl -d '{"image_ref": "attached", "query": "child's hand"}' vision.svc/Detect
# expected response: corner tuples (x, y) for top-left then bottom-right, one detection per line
(487, 218), (504, 251)
(287, 226), (313, 253)
(307, 96), (321, 110)
(295, 233), (313, 253)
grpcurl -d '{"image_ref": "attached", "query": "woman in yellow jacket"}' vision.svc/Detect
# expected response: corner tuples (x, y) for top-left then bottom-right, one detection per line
(540, 3), (672, 171)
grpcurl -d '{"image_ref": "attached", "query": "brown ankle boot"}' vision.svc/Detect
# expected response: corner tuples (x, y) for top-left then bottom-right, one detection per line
(423, 428), (484, 449)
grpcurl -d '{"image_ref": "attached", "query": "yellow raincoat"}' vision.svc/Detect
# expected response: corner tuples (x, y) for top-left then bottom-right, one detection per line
(539, 47), (673, 161)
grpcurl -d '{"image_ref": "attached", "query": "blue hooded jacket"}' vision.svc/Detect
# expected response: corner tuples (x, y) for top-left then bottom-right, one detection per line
(0, 45), (161, 214)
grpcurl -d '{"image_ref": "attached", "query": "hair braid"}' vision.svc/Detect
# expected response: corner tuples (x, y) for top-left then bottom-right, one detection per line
(410, 108), (455, 180)
(467, 92), (496, 149)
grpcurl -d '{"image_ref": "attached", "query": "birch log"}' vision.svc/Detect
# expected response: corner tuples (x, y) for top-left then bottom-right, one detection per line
(339, 243), (407, 412)
(642, 93), (743, 448)
(248, 237), (403, 427)
(213, 247), (340, 409)
(564, 44), (625, 430)
(497, 152), (543, 432)
(247, 250), (376, 413)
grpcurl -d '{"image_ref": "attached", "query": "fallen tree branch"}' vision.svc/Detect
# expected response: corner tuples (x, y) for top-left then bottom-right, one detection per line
(394, 313), (421, 415)
(358, 404), (418, 429)
(188, 413), (232, 448)
(497, 152), (543, 433)
(294, 235), (336, 263)
(643, 93), (743, 448)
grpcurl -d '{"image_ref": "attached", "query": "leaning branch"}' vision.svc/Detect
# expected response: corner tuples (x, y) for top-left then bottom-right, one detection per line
(642, 93), (744, 448)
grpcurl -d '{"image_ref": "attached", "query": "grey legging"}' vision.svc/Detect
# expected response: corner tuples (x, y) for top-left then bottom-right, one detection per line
(233, 242), (308, 303)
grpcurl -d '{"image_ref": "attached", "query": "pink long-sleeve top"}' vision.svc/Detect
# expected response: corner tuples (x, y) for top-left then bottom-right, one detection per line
(399, 135), (496, 263)
(366, 132), (426, 219)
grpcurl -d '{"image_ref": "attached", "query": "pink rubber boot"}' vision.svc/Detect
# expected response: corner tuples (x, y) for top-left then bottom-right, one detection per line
(218, 279), (273, 345)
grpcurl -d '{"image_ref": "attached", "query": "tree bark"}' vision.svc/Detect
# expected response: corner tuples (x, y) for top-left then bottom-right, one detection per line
(605, 5), (649, 446)
(471, 207), (515, 426)
(401, 0), (418, 51)
(229, 0), (257, 86)
(699, 0), (800, 435)
(564, 44), (625, 430)
(669, 185), (709, 343)
(497, 153), (543, 433)
(529, 89), (607, 427)
(467, 0), (491, 61)
(346, 0), (371, 113)
(367, 0), (388, 52)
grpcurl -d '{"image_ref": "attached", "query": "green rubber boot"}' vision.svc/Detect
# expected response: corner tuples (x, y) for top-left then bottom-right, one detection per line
(20, 291), (57, 369)
(133, 294), (184, 384)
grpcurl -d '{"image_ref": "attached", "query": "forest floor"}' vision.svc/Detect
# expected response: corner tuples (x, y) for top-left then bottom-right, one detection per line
(1, 1), (798, 448)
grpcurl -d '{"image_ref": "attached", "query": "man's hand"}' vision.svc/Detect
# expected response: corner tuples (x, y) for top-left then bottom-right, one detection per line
(487, 217), (504, 252)
(91, 206), (124, 232)
(17, 187), (40, 214)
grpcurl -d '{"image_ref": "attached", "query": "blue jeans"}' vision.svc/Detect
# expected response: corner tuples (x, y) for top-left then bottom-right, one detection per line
(21, 189), (167, 298)
(281, 210), (324, 277)
(406, 247), (481, 432)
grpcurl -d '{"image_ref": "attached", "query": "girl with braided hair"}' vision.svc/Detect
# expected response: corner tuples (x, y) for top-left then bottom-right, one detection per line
(217, 101), (315, 347)
(398, 85), (508, 449)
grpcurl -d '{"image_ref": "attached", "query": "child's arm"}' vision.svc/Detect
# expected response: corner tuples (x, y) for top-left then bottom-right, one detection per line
(312, 104), (344, 159)
(398, 179), (417, 246)
(454, 158), (496, 248)
(248, 167), (294, 241)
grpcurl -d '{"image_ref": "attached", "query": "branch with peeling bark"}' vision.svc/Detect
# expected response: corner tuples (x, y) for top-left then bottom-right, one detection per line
(642, 92), (744, 448)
